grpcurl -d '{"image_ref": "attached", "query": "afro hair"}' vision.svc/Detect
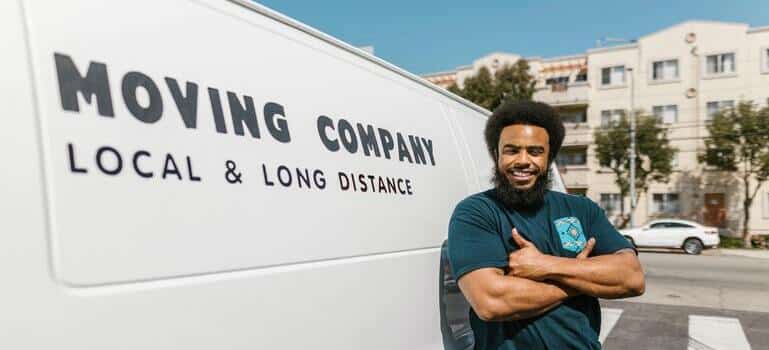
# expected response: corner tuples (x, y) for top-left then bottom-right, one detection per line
(484, 100), (565, 164)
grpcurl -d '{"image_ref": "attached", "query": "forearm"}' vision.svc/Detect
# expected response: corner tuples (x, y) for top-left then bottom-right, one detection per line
(481, 275), (574, 321)
(546, 252), (645, 299)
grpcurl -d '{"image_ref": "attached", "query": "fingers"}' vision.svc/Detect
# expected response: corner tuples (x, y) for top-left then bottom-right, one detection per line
(577, 237), (596, 259)
(511, 228), (532, 248)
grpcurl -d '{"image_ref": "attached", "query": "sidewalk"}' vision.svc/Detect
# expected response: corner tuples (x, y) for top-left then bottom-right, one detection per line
(717, 248), (769, 260)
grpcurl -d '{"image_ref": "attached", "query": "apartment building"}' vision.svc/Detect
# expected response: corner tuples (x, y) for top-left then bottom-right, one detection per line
(423, 21), (769, 235)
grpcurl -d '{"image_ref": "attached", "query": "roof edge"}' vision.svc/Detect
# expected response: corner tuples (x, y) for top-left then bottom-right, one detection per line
(587, 43), (639, 54)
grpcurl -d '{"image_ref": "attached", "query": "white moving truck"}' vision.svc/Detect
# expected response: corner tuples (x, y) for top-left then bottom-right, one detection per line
(0, 1), (564, 348)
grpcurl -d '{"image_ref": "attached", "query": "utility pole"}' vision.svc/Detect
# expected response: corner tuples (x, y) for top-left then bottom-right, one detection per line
(627, 67), (637, 228)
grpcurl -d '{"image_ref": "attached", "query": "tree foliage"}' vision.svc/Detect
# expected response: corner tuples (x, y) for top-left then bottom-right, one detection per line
(699, 101), (769, 247)
(448, 60), (535, 110)
(593, 113), (677, 228)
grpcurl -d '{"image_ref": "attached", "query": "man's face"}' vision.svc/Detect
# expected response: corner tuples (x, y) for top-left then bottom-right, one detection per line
(496, 124), (550, 190)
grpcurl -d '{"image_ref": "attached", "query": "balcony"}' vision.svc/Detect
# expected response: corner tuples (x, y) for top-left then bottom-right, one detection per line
(534, 82), (589, 107)
(557, 165), (590, 188)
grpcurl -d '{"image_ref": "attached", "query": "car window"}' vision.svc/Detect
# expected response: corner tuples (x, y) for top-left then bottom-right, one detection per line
(439, 240), (475, 350)
(650, 222), (668, 229)
(667, 223), (694, 228)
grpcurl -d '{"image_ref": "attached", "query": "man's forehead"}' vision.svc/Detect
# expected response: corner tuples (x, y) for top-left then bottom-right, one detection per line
(499, 124), (549, 145)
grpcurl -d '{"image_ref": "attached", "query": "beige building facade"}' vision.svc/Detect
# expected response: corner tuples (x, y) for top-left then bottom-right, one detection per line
(423, 21), (769, 235)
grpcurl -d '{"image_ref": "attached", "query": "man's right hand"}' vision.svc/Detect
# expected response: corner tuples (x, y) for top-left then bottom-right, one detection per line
(505, 232), (595, 298)
(506, 229), (595, 279)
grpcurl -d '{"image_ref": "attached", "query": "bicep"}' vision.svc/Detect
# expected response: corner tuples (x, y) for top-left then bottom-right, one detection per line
(456, 267), (505, 313)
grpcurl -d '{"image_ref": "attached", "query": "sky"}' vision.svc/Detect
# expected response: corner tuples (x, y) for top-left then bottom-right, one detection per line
(256, 0), (768, 75)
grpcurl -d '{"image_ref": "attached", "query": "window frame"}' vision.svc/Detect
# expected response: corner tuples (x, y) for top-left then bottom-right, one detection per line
(762, 47), (769, 74)
(560, 110), (587, 124)
(705, 100), (735, 121)
(575, 70), (588, 82)
(600, 193), (622, 215)
(652, 104), (678, 124)
(649, 58), (680, 84)
(556, 146), (588, 167)
(600, 108), (625, 127)
(702, 51), (737, 79)
(599, 64), (627, 88)
(651, 193), (681, 214)
(763, 191), (769, 218)
(670, 153), (679, 170)
(545, 76), (570, 85)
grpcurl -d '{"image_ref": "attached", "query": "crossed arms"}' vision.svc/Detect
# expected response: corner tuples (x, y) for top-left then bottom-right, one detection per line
(457, 229), (645, 322)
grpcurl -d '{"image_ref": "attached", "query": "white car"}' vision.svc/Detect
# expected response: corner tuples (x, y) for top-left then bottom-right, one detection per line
(620, 219), (720, 255)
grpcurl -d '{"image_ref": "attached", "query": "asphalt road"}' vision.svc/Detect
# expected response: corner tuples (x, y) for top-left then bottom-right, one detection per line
(599, 300), (769, 350)
(629, 250), (769, 312)
(598, 250), (769, 349)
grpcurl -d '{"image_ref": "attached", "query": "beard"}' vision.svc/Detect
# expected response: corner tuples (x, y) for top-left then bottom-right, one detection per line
(493, 165), (551, 211)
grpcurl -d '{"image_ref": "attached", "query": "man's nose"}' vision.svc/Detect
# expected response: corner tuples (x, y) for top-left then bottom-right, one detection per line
(513, 151), (532, 167)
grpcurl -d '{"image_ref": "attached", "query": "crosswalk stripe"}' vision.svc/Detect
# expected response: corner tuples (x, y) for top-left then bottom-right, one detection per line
(599, 308), (754, 349)
(599, 308), (623, 344)
(688, 315), (751, 350)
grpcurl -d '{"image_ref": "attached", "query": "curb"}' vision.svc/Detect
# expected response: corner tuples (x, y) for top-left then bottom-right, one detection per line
(717, 248), (769, 260)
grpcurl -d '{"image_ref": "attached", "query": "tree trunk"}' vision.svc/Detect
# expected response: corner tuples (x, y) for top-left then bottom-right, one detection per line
(617, 190), (629, 229)
(743, 177), (752, 248)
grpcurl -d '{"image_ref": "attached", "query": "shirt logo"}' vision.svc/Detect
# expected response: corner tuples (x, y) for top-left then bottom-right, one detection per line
(554, 217), (587, 253)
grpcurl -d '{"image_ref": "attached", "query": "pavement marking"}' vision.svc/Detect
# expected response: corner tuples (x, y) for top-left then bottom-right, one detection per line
(688, 315), (751, 350)
(599, 308), (623, 344)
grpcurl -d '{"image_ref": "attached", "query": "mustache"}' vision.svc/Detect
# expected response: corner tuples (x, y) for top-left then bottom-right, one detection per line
(503, 164), (542, 175)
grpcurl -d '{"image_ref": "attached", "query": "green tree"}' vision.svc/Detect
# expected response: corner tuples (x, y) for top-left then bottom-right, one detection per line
(494, 59), (536, 103)
(594, 113), (677, 229)
(699, 101), (769, 247)
(448, 60), (535, 110)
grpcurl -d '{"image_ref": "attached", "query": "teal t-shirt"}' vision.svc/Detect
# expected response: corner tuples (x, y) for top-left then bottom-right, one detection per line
(447, 189), (633, 350)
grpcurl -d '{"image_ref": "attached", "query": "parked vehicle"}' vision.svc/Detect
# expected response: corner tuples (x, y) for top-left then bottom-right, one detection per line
(620, 219), (720, 255)
(0, 0), (567, 348)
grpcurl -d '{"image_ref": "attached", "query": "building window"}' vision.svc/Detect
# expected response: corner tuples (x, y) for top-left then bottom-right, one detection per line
(705, 53), (735, 75)
(764, 192), (769, 218)
(706, 100), (734, 120)
(652, 59), (679, 81)
(601, 109), (624, 127)
(545, 76), (570, 85)
(601, 66), (625, 86)
(556, 147), (587, 166)
(568, 188), (587, 196)
(670, 154), (679, 169)
(652, 193), (680, 214)
(764, 48), (769, 72)
(600, 193), (621, 214)
(575, 70), (588, 82)
(653, 105), (678, 123)
(560, 110), (587, 124)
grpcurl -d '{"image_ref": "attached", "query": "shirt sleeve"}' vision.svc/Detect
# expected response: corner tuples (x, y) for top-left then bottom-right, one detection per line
(585, 198), (635, 255)
(447, 197), (508, 280)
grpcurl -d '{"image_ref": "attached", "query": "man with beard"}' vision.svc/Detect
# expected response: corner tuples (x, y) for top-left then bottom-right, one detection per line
(447, 101), (645, 350)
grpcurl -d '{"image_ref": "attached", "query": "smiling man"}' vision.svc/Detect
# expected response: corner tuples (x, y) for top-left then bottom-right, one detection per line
(447, 101), (645, 350)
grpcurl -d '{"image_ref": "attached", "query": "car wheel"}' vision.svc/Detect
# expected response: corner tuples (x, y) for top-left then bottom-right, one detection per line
(683, 238), (703, 255)
(624, 235), (636, 248)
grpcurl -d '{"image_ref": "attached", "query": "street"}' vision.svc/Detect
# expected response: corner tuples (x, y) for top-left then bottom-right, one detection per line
(598, 251), (769, 349)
